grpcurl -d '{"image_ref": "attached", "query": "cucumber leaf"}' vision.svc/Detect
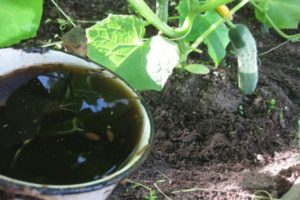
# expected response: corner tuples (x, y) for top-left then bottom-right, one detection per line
(116, 36), (179, 91)
(177, 0), (229, 66)
(255, 0), (300, 29)
(115, 40), (161, 91)
(185, 64), (210, 74)
(87, 15), (145, 70)
(0, 0), (43, 47)
(87, 15), (179, 91)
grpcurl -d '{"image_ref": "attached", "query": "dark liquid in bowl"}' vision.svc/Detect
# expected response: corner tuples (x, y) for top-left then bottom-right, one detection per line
(0, 65), (142, 185)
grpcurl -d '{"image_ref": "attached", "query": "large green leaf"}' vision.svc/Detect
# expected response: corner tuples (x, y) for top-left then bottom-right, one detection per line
(0, 0), (43, 47)
(115, 40), (160, 91)
(87, 15), (179, 91)
(255, 0), (300, 29)
(177, 0), (229, 66)
(117, 36), (179, 91)
(87, 15), (145, 70)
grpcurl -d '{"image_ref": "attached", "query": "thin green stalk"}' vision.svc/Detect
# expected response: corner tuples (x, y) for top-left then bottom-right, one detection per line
(191, 19), (224, 50)
(191, 0), (250, 49)
(177, 40), (190, 67)
(156, 0), (169, 23)
(229, 0), (250, 16)
(196, 0), (232, 12)
(50, 0), (76, 27)
(249, 0), (300, 40)
(127, 179), (153, 191)
(176, 9), (197, 40)
(225, 19), (235, 28)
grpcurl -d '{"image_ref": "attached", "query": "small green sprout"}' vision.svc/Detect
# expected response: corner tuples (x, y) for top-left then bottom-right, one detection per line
(297, 67), (300, 75)
(279, 106), (288, 120)
(267, 98), (276, 113)
(128, 180), (158, 200)
(238, 104), (245, 116)
(145, 190), (158, 200)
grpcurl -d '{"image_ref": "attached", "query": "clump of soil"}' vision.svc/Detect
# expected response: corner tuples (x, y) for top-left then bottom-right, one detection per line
(15, 0), (300, 199)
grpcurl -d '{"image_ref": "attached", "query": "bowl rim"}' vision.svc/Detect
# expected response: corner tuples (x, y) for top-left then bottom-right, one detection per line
(0, 47), (155, 195)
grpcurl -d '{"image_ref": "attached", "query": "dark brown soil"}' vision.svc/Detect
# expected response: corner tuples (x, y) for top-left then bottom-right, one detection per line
(18, 0), (300, 199)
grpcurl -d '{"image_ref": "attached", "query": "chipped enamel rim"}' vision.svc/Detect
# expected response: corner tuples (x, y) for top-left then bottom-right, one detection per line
(0, 48), (154, 195)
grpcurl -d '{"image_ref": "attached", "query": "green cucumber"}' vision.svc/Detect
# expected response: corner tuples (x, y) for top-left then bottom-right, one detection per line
(229, 24), (247, 49)
(229, 24), (258, 95)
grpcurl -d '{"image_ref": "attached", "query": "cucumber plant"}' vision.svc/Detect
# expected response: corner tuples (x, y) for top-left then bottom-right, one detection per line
(84, 0), (300, 92)
(0, 0), (300, 93)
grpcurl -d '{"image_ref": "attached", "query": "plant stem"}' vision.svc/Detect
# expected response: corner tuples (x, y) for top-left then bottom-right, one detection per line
(178, 0), (233, 40)
(249, 0), (300, 41)
(229, 0), (250, 15)
(128, 0), (178, 37)
(50, 0), (76, 27)
(156, 0), (169, 23)
(225, 19), (235, 28)
(128, 0), (233, 39)
(177, 40), (190, 67)
(191, 20), (224, 49)
(176, 8), (197, 39)
(126, 179), (155, 194)
(153, 182), (172, 200)
(191, 0), (250, 49)
(197, 0), (232, 12)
